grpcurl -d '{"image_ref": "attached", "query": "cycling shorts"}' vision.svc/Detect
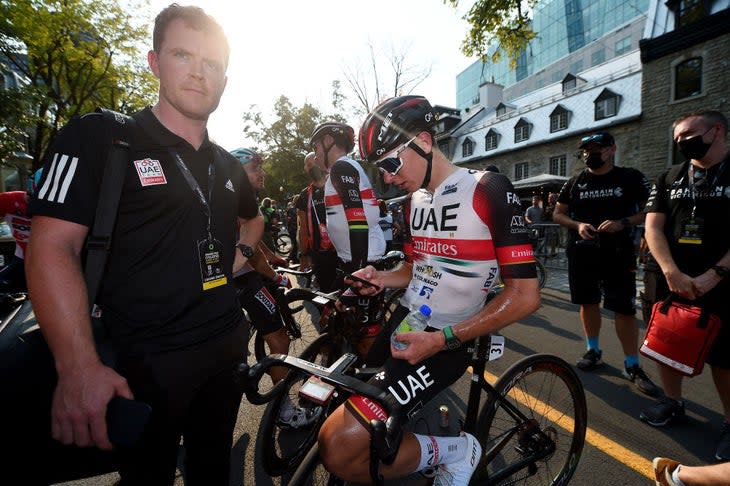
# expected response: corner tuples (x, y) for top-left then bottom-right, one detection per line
(233, 272), (282, 336)
(566, 241), (637, 315)
(345, 305), (472, 429)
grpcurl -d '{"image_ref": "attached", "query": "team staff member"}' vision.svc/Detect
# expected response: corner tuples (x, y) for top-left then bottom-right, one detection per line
(640, 110), (730, 461)
(553, 131), (660, 397)
(25, 5), (263, 485)
(296, 151), (339, 292)
(316, 96), (540, 486)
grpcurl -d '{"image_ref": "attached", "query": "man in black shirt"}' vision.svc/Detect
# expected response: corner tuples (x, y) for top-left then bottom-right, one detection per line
(554, 131), (660, 397)
(25, 5), (263, 484)
(639, 110), (730, 461)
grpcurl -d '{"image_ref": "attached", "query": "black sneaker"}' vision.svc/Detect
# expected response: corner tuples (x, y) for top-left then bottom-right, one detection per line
(623, 364), (661, 397)
(576, 349), (603, 370)
(715, 422), (730, 461)
(640, 397), (686, 427)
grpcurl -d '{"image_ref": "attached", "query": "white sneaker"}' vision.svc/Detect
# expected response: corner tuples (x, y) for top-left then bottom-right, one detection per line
(276, 403), (322, 429)
(432, 432), (481, 486)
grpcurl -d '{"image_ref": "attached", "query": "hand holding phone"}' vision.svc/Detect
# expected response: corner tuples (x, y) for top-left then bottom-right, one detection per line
(345, 273), (380, 291)
(106, 396), (152, 448)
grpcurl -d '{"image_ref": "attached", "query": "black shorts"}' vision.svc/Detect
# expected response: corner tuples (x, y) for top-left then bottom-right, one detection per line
(345, 305), (471, 428)
(567, 240), (637, 315)
(234, 272), (282, 336)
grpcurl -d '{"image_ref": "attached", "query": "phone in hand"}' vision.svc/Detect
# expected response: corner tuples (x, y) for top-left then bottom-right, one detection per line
(106, 396), (152, 448)
(345, 273), (380, 290)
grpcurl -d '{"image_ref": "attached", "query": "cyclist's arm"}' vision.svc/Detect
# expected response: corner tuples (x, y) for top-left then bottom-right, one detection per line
(349, 261), (413, 294)
(234, 211), (264, 273)
(26, 215), (131, 450)
(330, 160), (369, 268)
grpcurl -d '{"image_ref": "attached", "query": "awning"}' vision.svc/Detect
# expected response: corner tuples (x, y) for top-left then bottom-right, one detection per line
(512, 173), (569, 190)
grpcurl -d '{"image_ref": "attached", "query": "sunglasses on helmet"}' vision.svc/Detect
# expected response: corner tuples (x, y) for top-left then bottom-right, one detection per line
(374, 136), (417, 176)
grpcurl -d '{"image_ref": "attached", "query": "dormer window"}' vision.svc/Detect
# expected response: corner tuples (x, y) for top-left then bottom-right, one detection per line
(496, 103), (507, 117)
(514, 118), (531, 143)
(550, 105), (570, 133)
(485, 129), (499, 151)
(562, 74), (577, 93)
(594, 89), (621, 120)
(462, 137), (475, 158)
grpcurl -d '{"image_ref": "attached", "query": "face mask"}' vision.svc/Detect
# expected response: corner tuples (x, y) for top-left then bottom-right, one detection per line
(677, 127), (715, 161)
(585, 153), (605, 169)
(307, 167), (324, 181)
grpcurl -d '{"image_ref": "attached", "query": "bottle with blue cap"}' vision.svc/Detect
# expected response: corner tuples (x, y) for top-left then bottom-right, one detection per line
(391, 304), (432, 351)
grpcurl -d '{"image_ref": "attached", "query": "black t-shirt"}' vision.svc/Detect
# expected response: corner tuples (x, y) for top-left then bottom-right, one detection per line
(558, 165), (650, 246)
(645, 157), (730, 279)
(30, 108), (259, 354)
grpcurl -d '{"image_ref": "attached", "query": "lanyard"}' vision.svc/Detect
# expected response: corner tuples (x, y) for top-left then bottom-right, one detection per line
(168, 148), (215, 240)
(687, 160), (726, 218)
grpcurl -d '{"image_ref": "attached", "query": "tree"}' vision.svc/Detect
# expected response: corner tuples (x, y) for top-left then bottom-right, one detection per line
(339, 41), (432, 118)
(242, 96), (347, 200)
(446, 0), (539, 68)
(0, 0), (157, 167)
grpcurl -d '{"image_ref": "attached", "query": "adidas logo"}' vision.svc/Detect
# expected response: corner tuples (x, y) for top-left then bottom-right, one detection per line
(225, 179), (234, 192)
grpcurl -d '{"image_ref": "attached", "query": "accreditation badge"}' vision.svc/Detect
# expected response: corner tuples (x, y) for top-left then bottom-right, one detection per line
(198, 238), (228, 290)
(677, 217), (704, 245)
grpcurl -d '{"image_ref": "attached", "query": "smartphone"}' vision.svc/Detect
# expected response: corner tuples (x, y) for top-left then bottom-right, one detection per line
(106, 396), (152, 448)
(345, 273), (380, 290)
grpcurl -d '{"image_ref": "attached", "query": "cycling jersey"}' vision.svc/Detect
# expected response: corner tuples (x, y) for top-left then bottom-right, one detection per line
(324, 156), (385, 268)
(401, 169), (536, 329)
(0, 191), (31, 259)
(29, 108), (259, 354)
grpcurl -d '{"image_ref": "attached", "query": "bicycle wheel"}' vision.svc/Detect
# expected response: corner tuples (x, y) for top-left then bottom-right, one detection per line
(288, 442), (346, 486)
(259, 333), (345, 476)
(276, 233), (292, 257)
(474, 353), (586, 486)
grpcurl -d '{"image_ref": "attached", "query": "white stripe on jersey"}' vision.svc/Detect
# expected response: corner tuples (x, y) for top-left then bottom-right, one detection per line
(38, 153), (78, 203)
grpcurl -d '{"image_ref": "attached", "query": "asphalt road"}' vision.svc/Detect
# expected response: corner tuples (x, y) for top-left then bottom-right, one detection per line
(56, 273), (724, 486)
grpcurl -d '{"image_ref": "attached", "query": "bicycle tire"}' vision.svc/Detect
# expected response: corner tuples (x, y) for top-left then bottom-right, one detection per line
(259, 333), (345, 477)
(474, 353), (586, 486)
(276, 234), (292, 257)
(288, 442), (347, 486)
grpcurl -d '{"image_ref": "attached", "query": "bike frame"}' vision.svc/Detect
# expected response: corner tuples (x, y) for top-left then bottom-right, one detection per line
(463, 334), (557, 485)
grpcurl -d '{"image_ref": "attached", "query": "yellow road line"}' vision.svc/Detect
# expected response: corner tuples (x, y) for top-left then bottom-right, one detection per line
(472, 367), (653, 479)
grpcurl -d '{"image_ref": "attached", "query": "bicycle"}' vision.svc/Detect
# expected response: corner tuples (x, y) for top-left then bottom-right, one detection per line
(239, 320), (587, 486)
(254, 251), (406, 476)
(239, 290), (587, 486)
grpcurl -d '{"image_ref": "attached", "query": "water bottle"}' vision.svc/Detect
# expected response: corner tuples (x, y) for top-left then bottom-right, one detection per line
(391, 304), (432, 351)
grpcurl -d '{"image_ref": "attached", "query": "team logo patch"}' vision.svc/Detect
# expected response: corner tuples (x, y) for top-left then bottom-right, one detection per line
(134, 158), (167, 186)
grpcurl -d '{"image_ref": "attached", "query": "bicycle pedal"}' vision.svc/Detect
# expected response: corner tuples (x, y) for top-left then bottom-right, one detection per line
(419, 466), (438, 479)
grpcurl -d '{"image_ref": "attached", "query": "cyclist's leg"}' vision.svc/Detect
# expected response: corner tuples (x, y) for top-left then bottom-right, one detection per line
(318, 343), (471, 482)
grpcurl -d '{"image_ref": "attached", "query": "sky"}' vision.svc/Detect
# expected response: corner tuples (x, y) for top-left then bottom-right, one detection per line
(147, 0), (476, 151)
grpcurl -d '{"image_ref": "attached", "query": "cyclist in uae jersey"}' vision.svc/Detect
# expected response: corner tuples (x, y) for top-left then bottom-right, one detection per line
(316, 96), (541, 486)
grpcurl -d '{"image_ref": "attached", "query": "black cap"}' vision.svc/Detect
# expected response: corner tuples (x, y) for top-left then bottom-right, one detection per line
(579, 132), (615, 149)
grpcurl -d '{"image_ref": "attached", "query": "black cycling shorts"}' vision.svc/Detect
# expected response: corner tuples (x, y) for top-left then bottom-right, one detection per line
(234, 272), (282, 336)
(567, 241), (637, 315)
(345, 305), (471, 429)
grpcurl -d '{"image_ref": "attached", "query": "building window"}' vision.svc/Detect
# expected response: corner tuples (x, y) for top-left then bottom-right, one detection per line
(438, 142), (449, 155)
(485, 130), (499, 151)
(570, 60), (583, 74)
(674, 57), (702, 100)
(550, 105), (570, 132)
(549, 155), (567, 176)
(514, 162), (529, 181)
(562, 74), (577, 93)
(591, 49), (605, 66)
(615, 36), (631, 55)
(594, 89), (620, 120)
(496, 103), (507, 117)
(514, 118), (531, 143)
(670, 0), (707, 27)
(462, 138), (474, 158)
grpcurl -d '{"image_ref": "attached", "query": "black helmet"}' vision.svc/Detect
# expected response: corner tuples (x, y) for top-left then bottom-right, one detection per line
(309, 121), (355, 153)
(359, 95), (437, 163)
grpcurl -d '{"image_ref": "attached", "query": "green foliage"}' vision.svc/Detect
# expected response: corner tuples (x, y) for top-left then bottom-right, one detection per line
(0, 0), (157, 166)
(242, 96), (348, 201)
(446, 0), (538, 68)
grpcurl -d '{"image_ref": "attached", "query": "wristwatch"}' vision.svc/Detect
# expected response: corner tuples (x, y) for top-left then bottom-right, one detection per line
(442, 326), (462, 350)
(712, 265), (730, 279)
(237, 243), (254, 259)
